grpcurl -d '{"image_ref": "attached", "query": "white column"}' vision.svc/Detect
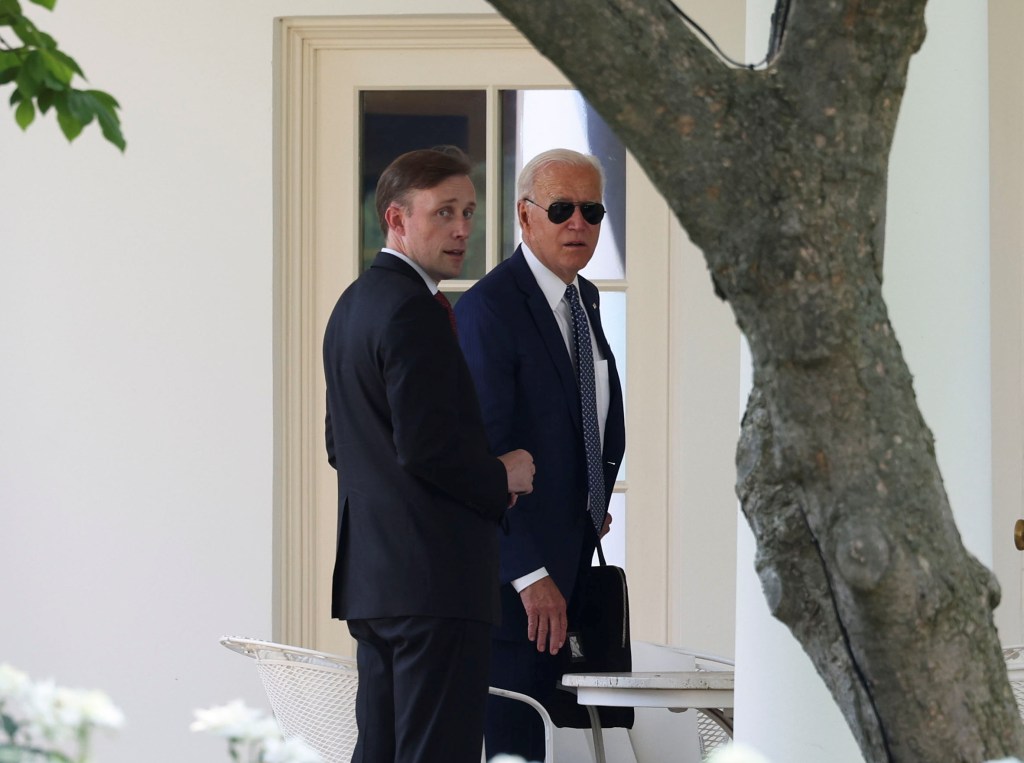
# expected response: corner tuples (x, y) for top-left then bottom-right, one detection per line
(734, 1), (991, 761)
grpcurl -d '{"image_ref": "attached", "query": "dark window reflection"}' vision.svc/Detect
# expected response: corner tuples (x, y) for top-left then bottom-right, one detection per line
(360, 91), (487, 278)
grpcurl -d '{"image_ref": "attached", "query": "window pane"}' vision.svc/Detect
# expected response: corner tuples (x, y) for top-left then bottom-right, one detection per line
(439, 289), (462, 309)
(594, 492), (627, 569)
(500, 90), (626, 280)
(359, 91), (487, 278)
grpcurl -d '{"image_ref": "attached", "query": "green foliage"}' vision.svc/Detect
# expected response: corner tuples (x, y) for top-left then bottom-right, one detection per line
(0, 0), (125, 150)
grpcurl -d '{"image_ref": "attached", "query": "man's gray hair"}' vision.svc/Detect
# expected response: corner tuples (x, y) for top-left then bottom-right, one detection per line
(516, 148), (605, 201)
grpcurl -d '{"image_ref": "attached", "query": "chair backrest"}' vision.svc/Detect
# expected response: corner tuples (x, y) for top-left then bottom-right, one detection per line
(628, 641), (733, 762)
(1003, 645), (1024, 720)
(688, 652), (733, 759)
(488, 686), (556, 762)
(221, 636), (358, 763)
(223, 636), (557, 762)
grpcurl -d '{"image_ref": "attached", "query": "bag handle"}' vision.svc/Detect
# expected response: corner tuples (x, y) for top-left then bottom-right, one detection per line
(596, 537), (607, 567)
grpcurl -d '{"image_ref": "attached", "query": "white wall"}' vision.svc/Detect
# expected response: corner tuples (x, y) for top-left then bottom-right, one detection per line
(990, 0), (1024, 645)
(2, 1), (1012, 762)
(0, 1), (491, 761)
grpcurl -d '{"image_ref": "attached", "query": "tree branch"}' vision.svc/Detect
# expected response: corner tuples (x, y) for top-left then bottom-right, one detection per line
(486, 0), (748, 244)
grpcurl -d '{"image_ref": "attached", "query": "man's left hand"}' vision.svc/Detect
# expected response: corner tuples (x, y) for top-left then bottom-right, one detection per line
(599, 512), (612, 539)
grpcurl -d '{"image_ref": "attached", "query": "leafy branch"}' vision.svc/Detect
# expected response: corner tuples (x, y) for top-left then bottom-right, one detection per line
(0, 0), (125, 150)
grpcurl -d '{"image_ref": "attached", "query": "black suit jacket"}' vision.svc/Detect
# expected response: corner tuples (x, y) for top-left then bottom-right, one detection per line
(455, 247), (626, 641)
(323, 251), (509, 624)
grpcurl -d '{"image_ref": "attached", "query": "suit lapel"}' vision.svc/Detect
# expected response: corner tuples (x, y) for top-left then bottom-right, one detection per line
(579, 277), (626, 469)
(578, 278), (611, 360)
(508, 249), (583, 434)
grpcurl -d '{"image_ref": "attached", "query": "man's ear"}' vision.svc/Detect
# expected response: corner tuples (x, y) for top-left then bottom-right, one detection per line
(517, 200), (530, 230)
(384, 203), (405, 236)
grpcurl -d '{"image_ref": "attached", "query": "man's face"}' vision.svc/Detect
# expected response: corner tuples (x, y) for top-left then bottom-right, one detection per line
(386, 174), (476, 283)
(519, 163), (603, 284)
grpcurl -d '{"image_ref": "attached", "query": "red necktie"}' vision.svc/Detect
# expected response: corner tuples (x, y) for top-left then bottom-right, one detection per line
(434, 291), (458, 337)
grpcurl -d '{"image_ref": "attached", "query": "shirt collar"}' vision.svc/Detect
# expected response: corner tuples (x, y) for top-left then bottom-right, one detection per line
(382, 248), (439, 294)
(521, 241), (579, 311)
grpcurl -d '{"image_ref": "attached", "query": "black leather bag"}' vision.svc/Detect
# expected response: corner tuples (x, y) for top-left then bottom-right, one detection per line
(546, 544), (634, 729)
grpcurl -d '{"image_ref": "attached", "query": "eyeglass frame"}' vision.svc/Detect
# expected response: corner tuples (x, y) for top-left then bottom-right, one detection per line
(523, 198), (606, 225)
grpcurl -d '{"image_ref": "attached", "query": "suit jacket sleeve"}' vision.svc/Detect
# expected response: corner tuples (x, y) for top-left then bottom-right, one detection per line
(457, 291), (550, 578)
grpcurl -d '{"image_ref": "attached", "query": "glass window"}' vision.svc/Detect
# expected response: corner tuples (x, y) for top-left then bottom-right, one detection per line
(500, 90), (626, 280)
(359, 90), (487, 278)
(361, 88), (629, 569)
(596, 492), (627, 569)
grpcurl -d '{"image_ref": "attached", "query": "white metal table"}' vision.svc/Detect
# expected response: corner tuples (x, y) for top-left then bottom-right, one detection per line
(560, 670), (735, 763)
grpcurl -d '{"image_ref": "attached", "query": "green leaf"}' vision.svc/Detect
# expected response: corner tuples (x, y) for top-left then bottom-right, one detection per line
(2, 0), (125, 151)
(95, 101), (125, 151)
(49, 48), (83, 79)
(14, 93), (33, 128)
(0, 49), (20, 72)
(34, 28), (56, 49)
(11, 15), (41, 47)
(56, 106), (83, 142)
(36, 85), (53, 112)
(40, 48), (73, 86)
(14, 48), (43, 97)
(86, 88), (119, 110)
(64, 87), (94, 122)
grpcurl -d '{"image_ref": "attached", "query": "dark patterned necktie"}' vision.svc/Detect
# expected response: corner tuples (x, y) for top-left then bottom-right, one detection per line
(565, 283), (605, 533)
(434, 291), (458, 337)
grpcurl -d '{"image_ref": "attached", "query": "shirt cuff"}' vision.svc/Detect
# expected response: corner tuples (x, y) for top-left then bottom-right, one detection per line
(511, 567), (550, 593)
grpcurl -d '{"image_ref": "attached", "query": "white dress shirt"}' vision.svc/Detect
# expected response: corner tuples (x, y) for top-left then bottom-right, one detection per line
(382, 247), (440, 294)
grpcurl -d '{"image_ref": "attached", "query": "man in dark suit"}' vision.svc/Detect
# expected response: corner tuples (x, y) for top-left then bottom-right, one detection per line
(323, 146), (535, 763)
(455, 148), (626, 760)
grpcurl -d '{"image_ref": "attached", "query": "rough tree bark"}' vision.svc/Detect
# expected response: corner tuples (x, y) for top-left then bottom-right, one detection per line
(483, 1), (1024, 760)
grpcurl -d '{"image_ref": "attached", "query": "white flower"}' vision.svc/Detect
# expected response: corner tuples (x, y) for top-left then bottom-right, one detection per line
(20, 678), (62, 739)
(190, 699), (267, 738)
(53, 687), (125, 730)
(251, 714), (283, 740)
(0, 663), (30, 700)
(262, 735), (324, 763)
(707, 742), (773, 763)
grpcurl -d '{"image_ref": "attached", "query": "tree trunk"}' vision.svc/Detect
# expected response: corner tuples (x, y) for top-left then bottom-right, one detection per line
(484, 0), (1024, 760)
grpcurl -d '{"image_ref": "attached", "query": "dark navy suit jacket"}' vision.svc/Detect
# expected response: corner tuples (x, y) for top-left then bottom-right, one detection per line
(323, 251), (509, 625)
(455, 247), (626, 641)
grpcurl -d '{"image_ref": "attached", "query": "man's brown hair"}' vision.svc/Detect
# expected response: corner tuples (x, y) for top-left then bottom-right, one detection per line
(375, 146), (473, 236)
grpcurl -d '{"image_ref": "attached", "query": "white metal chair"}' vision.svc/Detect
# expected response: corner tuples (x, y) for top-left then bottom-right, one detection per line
(627, 642), (734, 763)
(221, 637), (359, 762)
(686, 649), (734, 759)
(1003, 645), (1024, 720)
(221, 636), (556, 763)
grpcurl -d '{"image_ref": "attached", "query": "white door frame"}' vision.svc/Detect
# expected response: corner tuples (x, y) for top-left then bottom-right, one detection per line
(273, 13), (741, 657)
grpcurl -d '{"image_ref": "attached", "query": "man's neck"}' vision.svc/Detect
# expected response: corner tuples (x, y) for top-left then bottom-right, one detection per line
(381, 248), (439, 294)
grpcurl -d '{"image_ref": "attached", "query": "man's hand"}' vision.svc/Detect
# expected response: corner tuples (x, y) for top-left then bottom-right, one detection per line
(600, 511), (612, 539)
(499, 449), (535, 496)
(520, 576), (567, 655)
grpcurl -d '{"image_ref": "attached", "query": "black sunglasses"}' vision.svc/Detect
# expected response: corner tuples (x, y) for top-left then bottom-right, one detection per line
(524, 198), (606, 225)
